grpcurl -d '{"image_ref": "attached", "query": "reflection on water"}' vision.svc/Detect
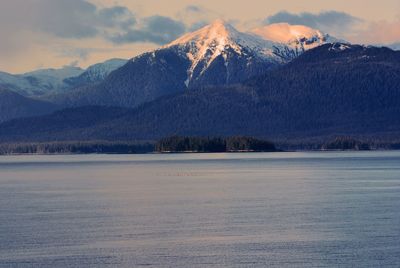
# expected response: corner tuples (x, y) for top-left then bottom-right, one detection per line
(0, 152), (399, 267)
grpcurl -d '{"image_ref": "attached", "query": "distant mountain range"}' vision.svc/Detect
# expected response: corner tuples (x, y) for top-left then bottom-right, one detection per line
(45, 20), (338, 108)
(0, 66), (83, 96)
(0, 59), (127, 97)
(63, 59), (128, 89)
(1, 43), (399, 143)
(0, 20), (399, 145)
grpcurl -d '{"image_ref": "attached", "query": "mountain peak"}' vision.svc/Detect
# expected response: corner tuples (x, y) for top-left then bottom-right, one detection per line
(165, 20), (252, 87)
(155, 20), (338, 88)
(166, 19), (238, 47)
(209, 18), (230, 27)
(207, 19), (236, 33)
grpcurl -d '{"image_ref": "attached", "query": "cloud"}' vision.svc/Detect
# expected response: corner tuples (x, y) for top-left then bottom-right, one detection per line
(264, 10), (400, 46)
(65, 60), (80, 68)
(34, 1), (138, 39)
(97, 6), (137, 31)
(188, 21), (209, 32)
(0, 0), (137, 39)
(109, 16), (186, 45)
(352, 19), (400, 44)
(176, 4), (221, 31)
(57, 47), (93, 60)
(186, 5), (202, 13)
(264, 11), (362, 36)
(33, 0), (100, 39)
(0, 0), (192, 56)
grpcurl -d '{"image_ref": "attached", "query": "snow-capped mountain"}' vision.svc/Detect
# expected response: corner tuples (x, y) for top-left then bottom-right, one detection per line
(81, 59), (127, 81)
(251, 23), (339, 61)
(252, 23), (336, 48)
(64, 59), (127, 88)
(50, 19), (337, 108)
(24, 66), (84, 81)
(22, 66), (84, 95)
(164, 19), (281, 87)
(0, 66), (84, 96)
(0, 71), (38, 96)
(163, 20), (339, 87)
(0, 60), (127, 96)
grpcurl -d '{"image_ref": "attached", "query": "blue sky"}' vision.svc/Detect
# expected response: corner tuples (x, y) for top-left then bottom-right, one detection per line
(1, 0), (399, 73)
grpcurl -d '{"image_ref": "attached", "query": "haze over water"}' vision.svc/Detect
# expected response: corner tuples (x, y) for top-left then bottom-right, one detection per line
(0, 152), (399, 267)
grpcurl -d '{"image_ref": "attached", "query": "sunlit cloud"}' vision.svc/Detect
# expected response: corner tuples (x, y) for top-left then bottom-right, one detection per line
(0, 0), (399, 73)
(264, 11), (362, 40)
(350, 19), (400, 45)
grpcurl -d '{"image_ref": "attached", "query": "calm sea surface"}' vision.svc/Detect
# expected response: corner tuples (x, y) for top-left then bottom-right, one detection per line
(0, 152), (399, 267)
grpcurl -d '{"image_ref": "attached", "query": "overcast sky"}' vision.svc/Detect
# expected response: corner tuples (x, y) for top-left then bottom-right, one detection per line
(1, 0), (399, 73)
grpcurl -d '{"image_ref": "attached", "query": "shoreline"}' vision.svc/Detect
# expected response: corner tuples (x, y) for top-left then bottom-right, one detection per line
(1, 136), (399, 155)
(1, 149), (399, 156)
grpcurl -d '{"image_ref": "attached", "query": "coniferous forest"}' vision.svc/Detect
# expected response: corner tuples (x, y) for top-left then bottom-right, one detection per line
(155, 136), (277, 153)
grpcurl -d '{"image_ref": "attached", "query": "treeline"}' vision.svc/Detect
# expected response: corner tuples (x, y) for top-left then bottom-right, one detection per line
(321, 137), (371, 151)
(278, 136), (400, 151)
(0, 141), (154, 155)
(321, 137), (400, 151)
(1, 136), (399, 155)
(0, 137), (277, 155)
(155, 136), (277, 153)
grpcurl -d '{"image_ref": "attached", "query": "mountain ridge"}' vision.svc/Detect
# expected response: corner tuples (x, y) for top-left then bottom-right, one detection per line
(0, 88), (59, 123)
(47, 20), (336, 109)
(1, 44), (399, 143)
(0, 59), (127, 97)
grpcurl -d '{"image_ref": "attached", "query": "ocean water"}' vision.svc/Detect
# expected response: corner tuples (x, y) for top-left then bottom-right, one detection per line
(0, 152), (399, 267)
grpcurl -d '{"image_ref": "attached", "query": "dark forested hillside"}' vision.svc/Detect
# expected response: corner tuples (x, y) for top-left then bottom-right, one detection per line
(0, 44), (399, 143)
(244, 43), (400, 136)
(48, 45), (279, 109)
(0, 88), (58, 123)
(0, 106), (130, 142)
(47, 49), (191, 108)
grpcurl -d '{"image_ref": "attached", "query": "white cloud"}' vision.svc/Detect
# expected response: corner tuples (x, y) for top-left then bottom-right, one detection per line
(264, 11), (362, 40)
(349, 19), (400, 45)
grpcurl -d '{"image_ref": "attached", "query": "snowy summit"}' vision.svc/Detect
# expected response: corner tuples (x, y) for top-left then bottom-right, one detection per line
(163, 20), (337, 87)
(251, 23), (337, 50)
(165, 19), (280, 86)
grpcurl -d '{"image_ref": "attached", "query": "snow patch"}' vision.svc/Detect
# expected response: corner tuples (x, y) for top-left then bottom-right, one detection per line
(329, 43), (352, 52)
